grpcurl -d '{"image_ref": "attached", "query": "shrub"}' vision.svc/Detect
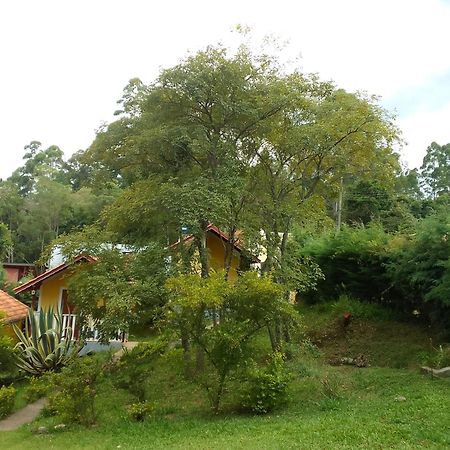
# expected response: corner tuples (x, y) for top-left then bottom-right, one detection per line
(47, 355), (102, 425)
(0, 385), (16, 418)
(24, 375), (51, 403)
(240, 353), (290, 414)
(0, 324), (17, 384)
(165, 271), (299, 412)
(126, 401), (154, 421)
(113, 338), (167, 401)
(301, 224), (395, 305)
(330, 295), (394, 321)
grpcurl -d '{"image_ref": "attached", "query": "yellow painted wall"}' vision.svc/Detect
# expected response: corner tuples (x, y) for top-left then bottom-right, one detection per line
(39, 273), (70, 311)
(2, 321), (22, 341)
(207, 233), (240, 281)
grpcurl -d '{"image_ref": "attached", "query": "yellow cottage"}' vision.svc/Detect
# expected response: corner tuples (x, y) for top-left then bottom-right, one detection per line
(170, 224), (258, 280)
(13, 255), (99, 339)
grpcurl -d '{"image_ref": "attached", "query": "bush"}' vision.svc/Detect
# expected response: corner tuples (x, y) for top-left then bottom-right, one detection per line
(301, 224), (395, 305)
(388, 211), (450, 330)
(47, 355), (103, 425)
(24, 375), (50, 403)
(330, 295), (394, 321)
(0, 330), (17, 385)
(240, 353), (290, 414)
(113, 339), (167, 401)
(126, 401), (154, 421)
(0, 385), (16, 418)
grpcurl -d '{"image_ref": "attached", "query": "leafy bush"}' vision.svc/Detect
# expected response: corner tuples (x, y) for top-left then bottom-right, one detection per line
(0, 385), (16, 418)
(165, 271), (299, 412)
(24, 375), (51, 403)
(126, 401), (154, 421)
(113, 338), (168, 401)
(388, 211), (450, 329)
(240, 353), (290, 414)
(301, 224), (395, 305)
(330, 295), (394, 321)
(0, 322), (17, 384)
(13, 308), (78, 375)
(47, 355), (103, 425)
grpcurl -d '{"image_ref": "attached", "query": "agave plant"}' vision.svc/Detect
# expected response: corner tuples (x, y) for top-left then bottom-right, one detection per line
(13, 308), (80, 376)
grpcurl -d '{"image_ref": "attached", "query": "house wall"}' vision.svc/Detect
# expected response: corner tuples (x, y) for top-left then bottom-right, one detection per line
(39, 273), (69, 311)
(1, 320), (23, 341)
(4, 267), (20, 283)
(207, 233), (240, 280)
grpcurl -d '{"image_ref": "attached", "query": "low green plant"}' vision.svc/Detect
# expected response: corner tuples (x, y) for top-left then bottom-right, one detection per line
(330, 295), (393, 321)
(240, 352), (290, 414)
(24, 375), (51, 403)
(422, 344), (450, 369)
(47, 355), (103, 426)
(0, 321), (17, 384)
(13, 308), (79, 375)
(113, 339), (167, 401)
(126, 401), (154, 421)
(0, 385), (16, 418)
(320, 375), (343, 400)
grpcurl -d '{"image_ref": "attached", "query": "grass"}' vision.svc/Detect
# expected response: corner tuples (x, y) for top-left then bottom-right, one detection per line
(1, 300), (449, 449)
(299, 297), (441, 368)
(1, 366), (448, 449)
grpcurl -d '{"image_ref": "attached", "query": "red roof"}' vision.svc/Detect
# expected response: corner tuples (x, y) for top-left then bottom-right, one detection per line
(14, 255), (96, 294)
(170, 224), (259, 263)
(0, 290), (28, 323)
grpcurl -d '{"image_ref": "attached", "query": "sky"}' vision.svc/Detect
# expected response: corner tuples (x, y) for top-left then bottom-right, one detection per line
(1, 0), (450, 179)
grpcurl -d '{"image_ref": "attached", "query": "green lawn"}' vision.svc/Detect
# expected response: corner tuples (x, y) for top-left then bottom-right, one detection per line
(1, 304), (449, 449)
(1, 367), (449, 449)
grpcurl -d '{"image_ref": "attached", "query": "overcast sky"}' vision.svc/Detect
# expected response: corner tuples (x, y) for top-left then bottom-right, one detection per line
(1, 0), (450, 180)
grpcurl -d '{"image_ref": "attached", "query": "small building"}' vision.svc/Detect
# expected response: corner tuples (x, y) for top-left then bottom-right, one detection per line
(13, 255), (104, 340)
(2, 262), (35, 284)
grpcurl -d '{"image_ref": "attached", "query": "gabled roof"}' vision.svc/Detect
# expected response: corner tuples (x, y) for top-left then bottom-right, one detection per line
(0, 290), (28, 323)
(169, 224), (259, 263)
(13, 255), (97, 294)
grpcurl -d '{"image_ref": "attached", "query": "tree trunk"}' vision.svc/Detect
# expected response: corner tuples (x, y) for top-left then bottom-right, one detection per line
(181, 330), (192, 378)
(196, 226), (209, 278)
(195, 347), (205, 373)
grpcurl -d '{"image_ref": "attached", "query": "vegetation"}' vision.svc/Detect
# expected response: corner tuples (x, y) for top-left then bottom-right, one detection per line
(1, 303), (449, 449)
(0, 385), (16, 418)
(239, 352), (290, 414)
(13, 308), (78, 375)
(0, 319), (16, 384)
(0, 33), (449, 448)
(45, 355), (104, 426)
(165, 271), (298, 412)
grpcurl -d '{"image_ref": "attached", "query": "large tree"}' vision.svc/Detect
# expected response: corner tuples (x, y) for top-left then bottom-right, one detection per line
(420, 141), (450, 198)
(85, 43), (401, 280)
